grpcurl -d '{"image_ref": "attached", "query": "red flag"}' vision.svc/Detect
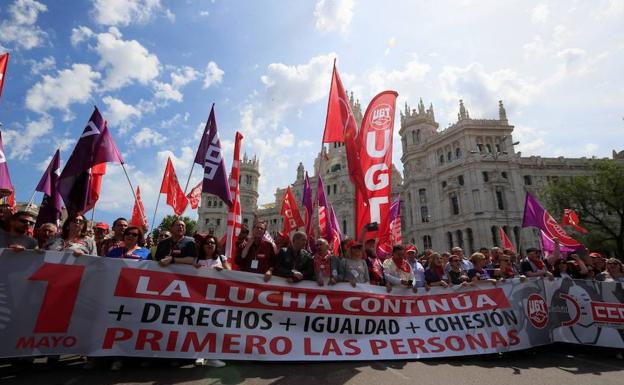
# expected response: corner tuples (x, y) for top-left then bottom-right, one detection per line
(84, 162), (106, 213)
(160, 157), (188, 216)
(322, 62), (369, 203)
(561, 208), (588, 234)
(0, 53), (8, 99)
(225, 132), (244, 263)
(186, 181), (202, 209)
(280, 186), (304, 235)
(355, 91), (398, 240)
(130, 186), (148, 229)
(498, 227), (515, 251)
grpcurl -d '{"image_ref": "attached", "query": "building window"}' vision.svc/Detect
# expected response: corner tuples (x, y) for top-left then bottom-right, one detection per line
(442, 181), (447, 188)
(495, 144), (501, 153)
(205, 219), (209, 225)
(523, 175), (532, 185)
(455, 148), (461, 158)
(418, 188), (427, 204)
(243, 218), (249, 225)
(482, 171), (489, 182)
(477, 143), (484, 153)
(496, 189), (505, 210)
(458, 175), (464, 186)
(216, 219), (221, 226)
(412, 130), (417, 144)
(501, 171), (508, 179)
(342, 219), (347, 234)
(420, 206), (429, 222)
(447, 232), (453, 251)
(455, 230), (464, 249)
(327, 185), (331, 196)
(423, 235), (432, 249)
(333, 184), (337, 194)
(513, 226), (520, 248)
(466, 228), (474, 253)
(330, 164), (341, 172)
(450, 193), (460, 215)
(439, 154), (444, 165)
(447, 151), (452, 161)
(219, 201), (223, 208)
(486, 144), (492, 153)
(207, 200), (212, 207)
(491, 226), (499, 247)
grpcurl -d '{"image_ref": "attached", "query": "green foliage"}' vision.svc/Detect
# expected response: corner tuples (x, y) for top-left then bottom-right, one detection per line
(152, 215), (197, 239)
(542, 159), (624, 258)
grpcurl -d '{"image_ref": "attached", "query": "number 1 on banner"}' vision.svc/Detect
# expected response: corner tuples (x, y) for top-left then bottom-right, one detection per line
(28, 263), (85, 333)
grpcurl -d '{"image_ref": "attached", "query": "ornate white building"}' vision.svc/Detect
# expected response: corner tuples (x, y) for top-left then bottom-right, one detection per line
(198, 97), (609, 253)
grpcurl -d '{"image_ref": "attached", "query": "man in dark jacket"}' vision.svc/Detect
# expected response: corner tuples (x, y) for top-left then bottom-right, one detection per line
(264, 231), (314, 282)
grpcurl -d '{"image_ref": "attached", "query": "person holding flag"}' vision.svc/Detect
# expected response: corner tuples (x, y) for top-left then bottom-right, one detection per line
(265, 231), (314, 283)
(237, 220), (276, 274)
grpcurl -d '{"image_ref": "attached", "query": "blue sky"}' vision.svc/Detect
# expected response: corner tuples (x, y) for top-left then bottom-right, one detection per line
(0, 0), (622, 227)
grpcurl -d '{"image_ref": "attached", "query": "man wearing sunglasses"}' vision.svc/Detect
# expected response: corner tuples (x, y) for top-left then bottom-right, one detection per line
(0, 211), (38, 250)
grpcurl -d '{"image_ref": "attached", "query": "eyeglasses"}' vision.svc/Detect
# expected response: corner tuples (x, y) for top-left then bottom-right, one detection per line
(73, 219), (84, 224)
(125, 232), (140, 237)
(205, 241), (216, 245)
(18, 218), (36, 226)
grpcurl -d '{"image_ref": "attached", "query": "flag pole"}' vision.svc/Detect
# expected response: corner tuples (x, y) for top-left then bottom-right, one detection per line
(25, 190), (37, 210)
(182, 164), (195, 195)
(90, 203), (96, 223)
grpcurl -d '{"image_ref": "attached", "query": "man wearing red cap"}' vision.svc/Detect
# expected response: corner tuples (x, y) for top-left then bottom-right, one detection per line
(94, 222), (109, 255)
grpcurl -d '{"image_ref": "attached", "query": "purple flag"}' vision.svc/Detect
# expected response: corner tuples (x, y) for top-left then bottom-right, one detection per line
(328, 204), (342, 242)
(35, 149), (62, 228)
(522, 191), (583, 250)
(302, 172), (314, 251)
(193, 104), (232, 206)
(0, 131), (14, 194)
(316, 173), (332, 241)
(540, 230), (576, 253)
(58, 107), (124, 214)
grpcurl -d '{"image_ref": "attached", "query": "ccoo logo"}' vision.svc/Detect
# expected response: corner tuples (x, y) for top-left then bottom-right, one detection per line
(544, 213), (578, 246)
(370, 104), (392, 130)
(526, 293), (548, 329)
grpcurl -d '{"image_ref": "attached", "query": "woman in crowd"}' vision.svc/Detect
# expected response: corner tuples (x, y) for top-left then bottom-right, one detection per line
(494, 253), (525, 281)
(467, 252), (497, 285)
(105, 226), (150, 260)
(338, 240), (369, 287)
(447, 255), (469, 286)
(600, 258), (624, 282)
(425, 252), (448, 287)
(313, 238), (338, 286)
(46, 213), (96, 255)
(195, 234), (229, 271)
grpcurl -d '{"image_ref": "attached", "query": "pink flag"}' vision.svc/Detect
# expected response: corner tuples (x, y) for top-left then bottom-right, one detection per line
(499, 227), (515, 251)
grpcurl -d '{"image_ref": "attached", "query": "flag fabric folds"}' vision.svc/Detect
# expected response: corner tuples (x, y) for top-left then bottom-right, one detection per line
(377, 195), (401, 256)
(561, 208), (588, 234)
(85, 163), (106, 213)
(34, 149), (62, 228)
(316, 173), (329, 240)
(58, 107), (124, 214)
(0, 132), (14, 196)
(302, 172), (315, 242)
(186, 181), (202, 210)
(540, 230), (576, 253)
(0, 53), (9, 100)
(193, 104), (232, 206)
(159, 157), (188, 216)
(522, 191), (583, 249)
(280, 186), (304, 235)
(225, 132), (244, 262)
(498, 226), (515, 251)
(130, 186), (148, 229)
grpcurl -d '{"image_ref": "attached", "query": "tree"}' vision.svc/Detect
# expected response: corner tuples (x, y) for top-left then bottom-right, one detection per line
(542, 159), (624, 259)
(152, 215), (198, 239)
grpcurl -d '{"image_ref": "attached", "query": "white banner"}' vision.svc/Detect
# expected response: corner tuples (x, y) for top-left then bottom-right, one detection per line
(0, 249), (622, 360)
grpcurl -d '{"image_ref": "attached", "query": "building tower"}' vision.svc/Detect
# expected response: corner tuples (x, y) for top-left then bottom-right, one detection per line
(238, 153), (260, 227)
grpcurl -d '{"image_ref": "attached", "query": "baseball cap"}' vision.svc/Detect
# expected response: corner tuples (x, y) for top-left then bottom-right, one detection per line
(346, 240), (362, 249)
(94, 222), (109, 230)
(405, 245), (418, 254)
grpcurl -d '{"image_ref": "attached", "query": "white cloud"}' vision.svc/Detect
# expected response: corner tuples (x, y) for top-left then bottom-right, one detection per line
(95, 27), (160, 90)
(153, 66), (200, 102)
(102, 96), (142, 133)
(314, 0), (354, 34)
(132, 127), (166, 147)
(203, 61), (224, 88)
(25, 64), (101, 120)
(71, 26), (94, 46)
(92, 0), (173, 27)
(531, 4), (549, 23)
(200, 10), (210, 17)
(275, 127), (295, 147)
(153, 82), (183, 102)
(29, 56), (55, 75)
(439, 62), (541, 117)
(367, 54), (431, 101)
(3, 114), (53, 159)
(0, 0), (48, 50)
(172, 66), (199, 88)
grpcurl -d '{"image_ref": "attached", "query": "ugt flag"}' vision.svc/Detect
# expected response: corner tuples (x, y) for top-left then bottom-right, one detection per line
(522, 192), (583, 249)
(193, 104), (232, 206)
(280, 186), (304, 235)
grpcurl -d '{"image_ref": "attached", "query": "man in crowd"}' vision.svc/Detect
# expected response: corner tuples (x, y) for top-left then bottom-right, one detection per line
(154, 219), (197, 265)
(0, 211), (37, 250)
(265, 231), (313, 282)
(93, 222), (109, 255)
(520, 247), (554, 278)
(236, 221), (276, 273)
(406, 245), (425, 289)
(98, 218), (128, 256)
(447, 246), (472, 272)
(383, 245), (416, 292)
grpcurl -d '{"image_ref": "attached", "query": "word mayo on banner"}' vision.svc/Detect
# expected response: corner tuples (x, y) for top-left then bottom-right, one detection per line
(0, 250), (623, 360)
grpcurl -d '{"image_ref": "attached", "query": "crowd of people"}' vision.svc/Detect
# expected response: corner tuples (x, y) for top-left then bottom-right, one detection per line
(1, 204), (623, 371)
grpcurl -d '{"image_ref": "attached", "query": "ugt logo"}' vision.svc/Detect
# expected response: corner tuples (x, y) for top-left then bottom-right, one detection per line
(370, 104), (392, 130)
(527, 293), (548, 329)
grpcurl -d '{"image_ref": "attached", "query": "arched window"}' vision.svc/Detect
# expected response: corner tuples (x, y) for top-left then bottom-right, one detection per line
(416, 130), (421, 143)
(420, 206), (429, 222)
(423, 235), (432, 249)
(455, 148), (461, 158)
(447, 232), (453, 251)
(466, 228), (474, 253)
(455, 230), (464, 249)
(491, 226), (499, 247)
